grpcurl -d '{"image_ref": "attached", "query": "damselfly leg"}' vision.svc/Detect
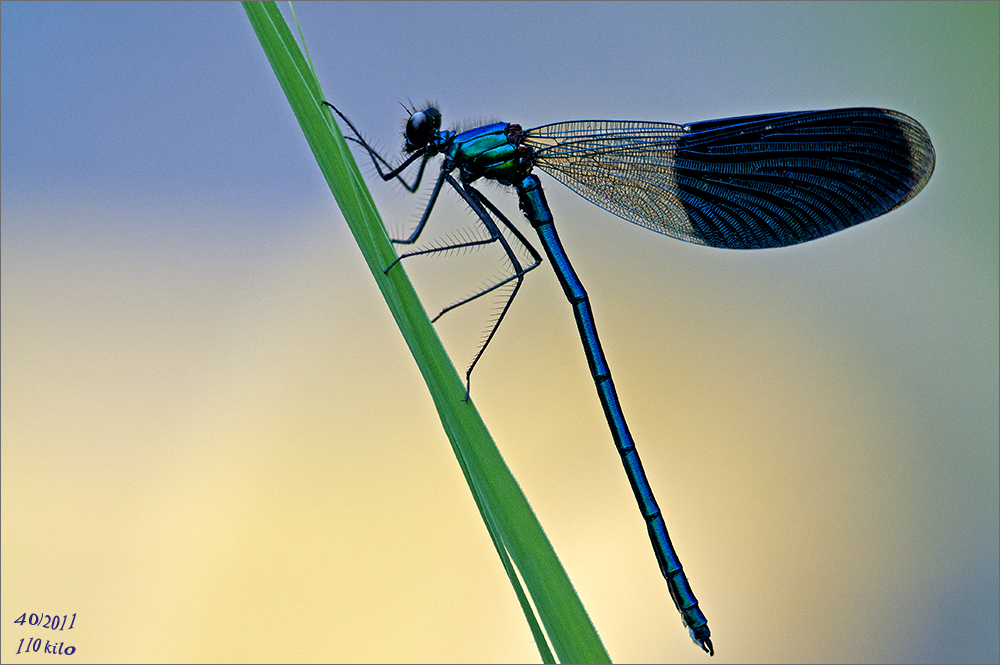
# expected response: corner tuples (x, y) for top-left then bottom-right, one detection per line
(325, 101), (542, 397)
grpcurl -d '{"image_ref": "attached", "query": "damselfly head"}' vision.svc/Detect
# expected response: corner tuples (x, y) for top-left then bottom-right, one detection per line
(404, 107), (442, 152)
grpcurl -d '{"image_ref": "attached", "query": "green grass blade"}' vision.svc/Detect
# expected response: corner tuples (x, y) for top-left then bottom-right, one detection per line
(243, 3), (610, 662)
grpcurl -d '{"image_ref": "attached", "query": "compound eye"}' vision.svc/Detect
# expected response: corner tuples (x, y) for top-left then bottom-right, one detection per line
(405, 107), (441, 150)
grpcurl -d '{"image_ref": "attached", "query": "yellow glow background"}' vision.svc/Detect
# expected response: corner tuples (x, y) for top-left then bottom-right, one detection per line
(2, 2), (997, 663)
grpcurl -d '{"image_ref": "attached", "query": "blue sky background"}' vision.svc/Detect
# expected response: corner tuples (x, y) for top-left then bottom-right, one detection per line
(2, 2), (998, 663)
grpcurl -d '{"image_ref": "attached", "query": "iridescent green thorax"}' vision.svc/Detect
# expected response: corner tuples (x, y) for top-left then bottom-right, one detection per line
(447, 122), (533, 185)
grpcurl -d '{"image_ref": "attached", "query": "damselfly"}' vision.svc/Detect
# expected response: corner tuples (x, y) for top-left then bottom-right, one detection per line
(324, 101), (935, 655)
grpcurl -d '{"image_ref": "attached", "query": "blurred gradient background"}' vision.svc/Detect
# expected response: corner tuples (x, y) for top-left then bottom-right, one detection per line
(2, 2), (997, 663)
